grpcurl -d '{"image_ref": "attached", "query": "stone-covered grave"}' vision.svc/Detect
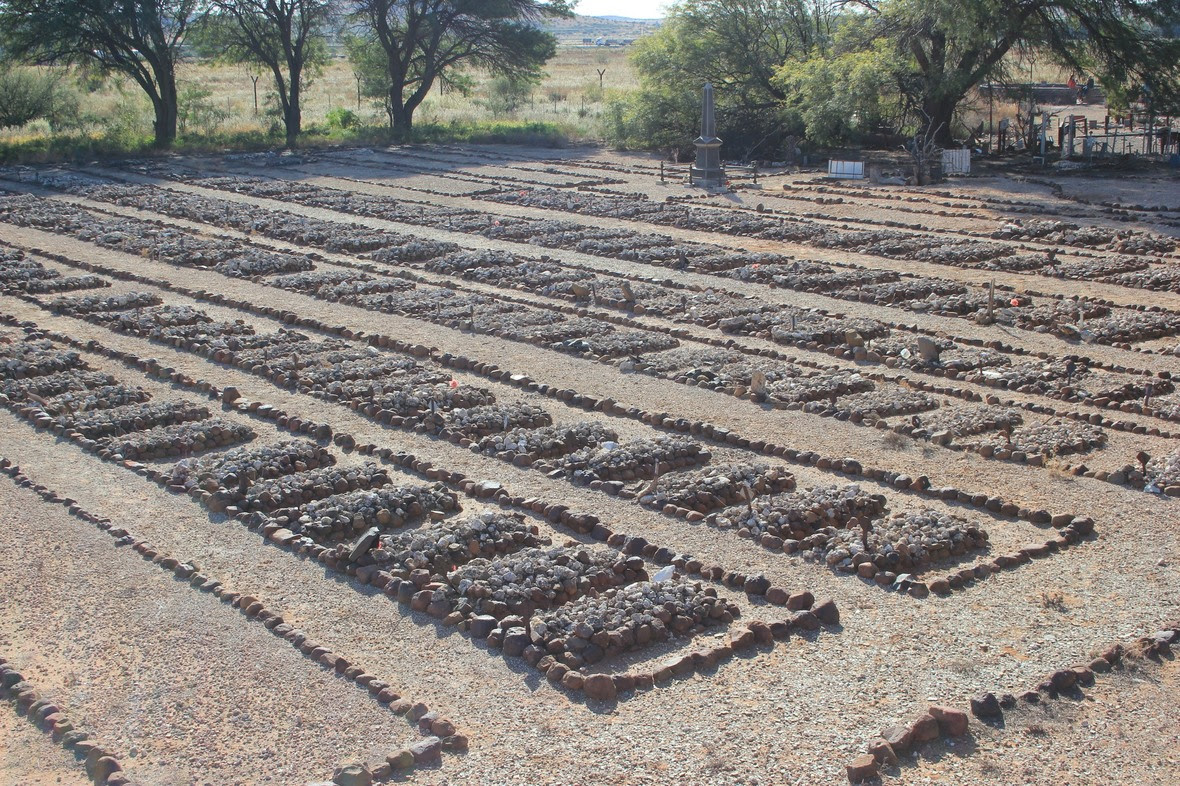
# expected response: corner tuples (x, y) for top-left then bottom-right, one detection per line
(965, 420), (1107, 461)
(0, 337), (85, 380)
(707, 481), (991, 578)
(528, 579), (740, 670)
(268, 483), (460, 544)
(801, 388), (939, 422)
(638, 462), (795, 518)
(898, 404), (1025, 444)
(0, 193), (315, 278)
(422, 401), (552, 441)
(168, 439), (336, 512)
(538, 436), (710, 492)
(0, 249), (107, 295)
(1144, 448), (1180, 495)
(471, 421), (619, 464)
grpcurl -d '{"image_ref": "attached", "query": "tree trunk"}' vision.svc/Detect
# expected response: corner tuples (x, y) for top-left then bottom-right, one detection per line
(922, 95), (957, 146)
(153, 67), (179, 148)
(285, 74), (302, 148)
(389, 90), (414, 137)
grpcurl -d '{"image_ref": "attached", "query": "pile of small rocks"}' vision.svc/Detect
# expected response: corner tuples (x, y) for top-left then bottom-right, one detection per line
(902, 405), (1024, 441)
(96, 418), (255, 461)
(149, 319), (257, 346)
(428, 402), (552, 439)
(472, 421), (619, 462)
(802, 388), (938, 421)
(64, 400), (209, 439)
(50, 291), (162, 315)
(1103, 265), (1180, 294)
(639, 463), (796, 515)
(575, 330), (680, 360)
(269, 270), (415, 301)
(41, 383), (152, 415)
(369, 511), (545, 578)
(240, 462), (389, 513)
(446, 545), (635, 620)
(763, 371), (875, 405)
(278, 483), (459, 541)
(168, 439), (335, 493)
(367, 381), (497, 420)
(1, 370), (116, 401)
(529, 579), (739, 668)
(0, 339), (84, 380)
(296, 355), (424, 389)
(1145, 447), (1180, 492)
(0, 252), (106, 295)
(545, 436), (709, 484)
(710, 484), (887, 545)
(92, 305), (212, 335)
(970, 420), (1107, 459)
(825, 510), (989, 573)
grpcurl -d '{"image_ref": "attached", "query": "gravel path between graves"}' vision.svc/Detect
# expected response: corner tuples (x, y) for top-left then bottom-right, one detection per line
(0, 703), (89, 786)
(891, 656), (1180, 785)
(0, 476), (423, 785)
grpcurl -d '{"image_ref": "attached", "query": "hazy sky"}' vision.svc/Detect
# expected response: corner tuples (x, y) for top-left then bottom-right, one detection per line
(575, 0), (670, 18)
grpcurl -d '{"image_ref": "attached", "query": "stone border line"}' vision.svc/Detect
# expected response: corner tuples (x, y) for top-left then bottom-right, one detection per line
(845, 620), (1180, 783)
(0, 653), (131, 785)
(0, 456), (467, 776)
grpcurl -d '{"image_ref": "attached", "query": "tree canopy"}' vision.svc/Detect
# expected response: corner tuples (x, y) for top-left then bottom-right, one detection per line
(612, 0), (836, 158)
(846, 0), (1180, 143)
(348, 0), (572, 135)
(614, 0), (1180, 154)
(0, 0), (196, 147)
(196, 0), (336, 146)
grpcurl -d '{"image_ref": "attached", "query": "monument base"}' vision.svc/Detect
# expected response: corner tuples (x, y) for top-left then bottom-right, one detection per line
(690, 166), (725, 188)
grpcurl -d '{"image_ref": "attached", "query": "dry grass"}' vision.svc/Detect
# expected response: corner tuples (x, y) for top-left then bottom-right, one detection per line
(0, 45), (637, 148)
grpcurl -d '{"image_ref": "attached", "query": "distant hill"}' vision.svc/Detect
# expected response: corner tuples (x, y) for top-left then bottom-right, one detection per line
(543, 14), (661, 45)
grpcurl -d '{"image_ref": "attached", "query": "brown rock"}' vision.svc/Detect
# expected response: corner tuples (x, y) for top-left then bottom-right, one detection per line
(846, 753), (878, 783)
(786, 591), (814, 611)
(866, 738), (897, 766)
(881, 723), (913, 754)
(331, 763), (373, 786)
(812, 597), (839, 625)
(583, 673), (618, 701)
(929, 705), (969, 737)
(386, 750), (414, 770)
(910, 712), (940, 744)
(765, 586), (789, 605)
(409, 736), (442, 763)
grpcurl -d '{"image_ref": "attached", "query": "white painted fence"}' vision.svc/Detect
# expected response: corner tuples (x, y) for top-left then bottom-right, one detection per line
(827, 160), (864, 179)
(941, 149), (971, 175)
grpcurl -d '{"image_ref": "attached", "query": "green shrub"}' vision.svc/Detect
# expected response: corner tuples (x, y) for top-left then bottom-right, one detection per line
(325, 107), (359, 130)
(0, 67), (63, 130)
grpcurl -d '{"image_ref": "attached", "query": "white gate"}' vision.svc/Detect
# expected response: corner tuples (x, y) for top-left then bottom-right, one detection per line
(941, 149), (971, 174)
(827, 160), (864, 179)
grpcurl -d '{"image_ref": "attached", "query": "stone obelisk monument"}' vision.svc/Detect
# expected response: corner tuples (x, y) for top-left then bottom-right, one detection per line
(691, 83), (724, 188)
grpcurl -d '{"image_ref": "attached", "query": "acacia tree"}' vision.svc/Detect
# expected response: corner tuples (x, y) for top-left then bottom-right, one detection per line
(619, 0), (837, 158)
(203, 0), (335, 146)
(349, 0), (572, 135)
(852, 0), (1180, 143)
(0, 0), (196, 147)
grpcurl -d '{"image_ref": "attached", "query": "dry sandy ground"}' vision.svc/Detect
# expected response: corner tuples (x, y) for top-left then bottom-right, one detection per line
(0, 146), (1178, 785)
